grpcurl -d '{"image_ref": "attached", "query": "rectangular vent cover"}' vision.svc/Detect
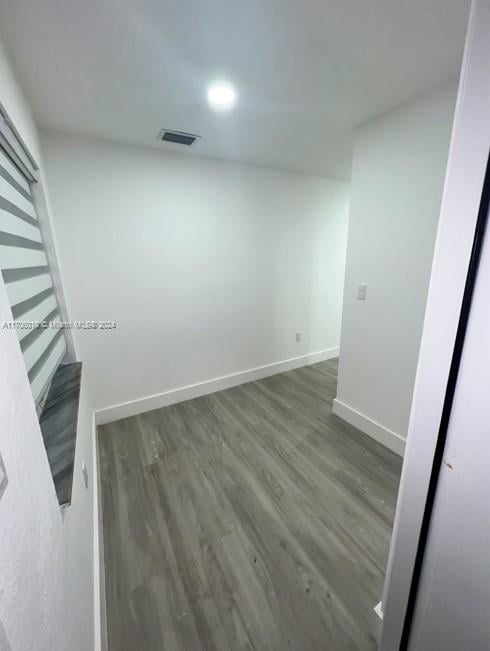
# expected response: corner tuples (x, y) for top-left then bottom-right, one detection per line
(158, 129), (201, 146)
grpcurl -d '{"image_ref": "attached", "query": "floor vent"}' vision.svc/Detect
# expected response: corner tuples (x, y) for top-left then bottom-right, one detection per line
(158, 129), (201, 146)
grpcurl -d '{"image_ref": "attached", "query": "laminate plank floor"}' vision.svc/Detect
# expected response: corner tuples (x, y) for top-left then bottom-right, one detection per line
(99, 359), (402, 650)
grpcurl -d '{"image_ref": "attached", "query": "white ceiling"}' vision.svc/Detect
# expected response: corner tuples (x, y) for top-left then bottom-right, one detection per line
(0, 0), (470, 179)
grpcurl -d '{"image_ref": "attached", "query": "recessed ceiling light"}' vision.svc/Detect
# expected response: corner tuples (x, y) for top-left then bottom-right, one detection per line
(207, 82), (237, 111)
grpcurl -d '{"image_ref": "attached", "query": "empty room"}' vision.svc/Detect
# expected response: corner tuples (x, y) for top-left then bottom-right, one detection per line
(1, 1), (489, 650)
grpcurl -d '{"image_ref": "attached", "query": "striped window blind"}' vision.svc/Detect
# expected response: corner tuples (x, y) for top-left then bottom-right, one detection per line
(0, 145), (66, 406)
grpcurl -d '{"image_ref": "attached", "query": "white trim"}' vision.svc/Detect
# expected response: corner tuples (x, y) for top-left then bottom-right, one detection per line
(92, 410), (107, 651)
(332, 398), (405, 457)
(95, 347), (339, 425)
(92, 411), (101, 651)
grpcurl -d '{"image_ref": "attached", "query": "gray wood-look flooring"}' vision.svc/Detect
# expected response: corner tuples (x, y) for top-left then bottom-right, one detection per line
(99, 359), (402, 651)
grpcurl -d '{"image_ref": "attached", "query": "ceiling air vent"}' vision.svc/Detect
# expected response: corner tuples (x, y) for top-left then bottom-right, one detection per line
(158, 129), (201, 146)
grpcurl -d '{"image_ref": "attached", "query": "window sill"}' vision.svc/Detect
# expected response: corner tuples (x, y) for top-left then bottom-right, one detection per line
(39, 362), (82, 506)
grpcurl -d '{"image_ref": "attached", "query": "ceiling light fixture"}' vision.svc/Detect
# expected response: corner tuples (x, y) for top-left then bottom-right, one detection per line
(207, 81), (237, 111)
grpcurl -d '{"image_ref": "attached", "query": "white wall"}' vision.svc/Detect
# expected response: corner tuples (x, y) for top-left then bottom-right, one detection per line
(0, 40), (96, 651)
(333, 84), (457, 454)
(410, 152), (490, 651)
(381, 2), (490, 646)
(40, 132), (350, 418)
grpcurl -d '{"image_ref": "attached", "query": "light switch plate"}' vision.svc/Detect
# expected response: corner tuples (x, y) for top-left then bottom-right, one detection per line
(357, 284), (367, 300)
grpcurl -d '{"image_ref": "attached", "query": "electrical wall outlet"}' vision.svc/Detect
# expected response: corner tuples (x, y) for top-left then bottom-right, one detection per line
(357, 284), (367, 300)
(296, 332), (302, 342)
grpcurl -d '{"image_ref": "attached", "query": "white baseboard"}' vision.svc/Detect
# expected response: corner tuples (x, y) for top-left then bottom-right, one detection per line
(92, 411), (107, 651)
(332, 398), (405, 457)
(96, 347), (339, 425)
(92, 411), (101, 651)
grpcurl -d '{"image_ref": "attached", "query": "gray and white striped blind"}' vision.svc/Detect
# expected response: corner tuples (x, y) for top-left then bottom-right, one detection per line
(0, 145), (66, 405)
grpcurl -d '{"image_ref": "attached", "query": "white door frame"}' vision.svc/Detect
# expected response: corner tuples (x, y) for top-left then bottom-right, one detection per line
(380, 1), (490, 648)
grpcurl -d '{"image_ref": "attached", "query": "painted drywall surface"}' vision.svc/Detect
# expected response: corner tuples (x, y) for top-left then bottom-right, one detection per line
(381, 2), (490, 646)
(410, 145), (490, 649)
(40, 132), (350, 412)
(335, 84), (457, 440)
(0, 40), (95, 651)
